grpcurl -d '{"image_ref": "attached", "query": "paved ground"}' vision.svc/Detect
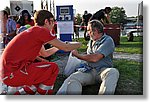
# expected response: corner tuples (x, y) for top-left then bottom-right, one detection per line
(113, 52), (143, 62)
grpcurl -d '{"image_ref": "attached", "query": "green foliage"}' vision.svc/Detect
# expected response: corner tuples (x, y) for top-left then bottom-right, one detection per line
(75, 13), (82, 25)
(110, 6), (127, 24)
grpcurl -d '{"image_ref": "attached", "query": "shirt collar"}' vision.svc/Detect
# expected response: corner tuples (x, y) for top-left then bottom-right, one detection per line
(93, 33), (107, 45)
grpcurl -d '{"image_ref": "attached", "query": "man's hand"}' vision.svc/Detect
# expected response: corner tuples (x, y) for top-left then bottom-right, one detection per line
(72, 50), (79, 57)
(52, 47), (59, 52)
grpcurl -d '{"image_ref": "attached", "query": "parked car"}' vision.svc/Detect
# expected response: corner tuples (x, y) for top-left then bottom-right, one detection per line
(123, 22), (143, 36)
(124, 23), (136, 29)
(135, 22), (143, 29)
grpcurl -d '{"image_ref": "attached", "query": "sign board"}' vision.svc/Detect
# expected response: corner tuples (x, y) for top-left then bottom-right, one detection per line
(10, 1), (33, 16)
(56, 5), (74, 42)
(57, 21), (74, 34)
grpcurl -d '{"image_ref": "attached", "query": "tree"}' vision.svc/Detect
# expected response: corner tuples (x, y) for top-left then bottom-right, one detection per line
(110, 7), (127, 24)
(75, 13), (82, 25)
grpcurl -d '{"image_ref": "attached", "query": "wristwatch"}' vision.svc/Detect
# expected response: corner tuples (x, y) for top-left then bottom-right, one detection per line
(65, 41), (69, 44)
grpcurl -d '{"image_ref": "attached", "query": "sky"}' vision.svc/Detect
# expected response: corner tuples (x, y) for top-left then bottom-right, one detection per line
(54, 0), (142, 17)
(0, 0), (143, 17)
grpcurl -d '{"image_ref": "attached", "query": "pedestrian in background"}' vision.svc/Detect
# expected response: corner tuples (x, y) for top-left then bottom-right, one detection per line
(0, 10), (16, 48)
(81, 10), (92, 41)
(90, 7), (112, 24)
(16, 10), (34, 28)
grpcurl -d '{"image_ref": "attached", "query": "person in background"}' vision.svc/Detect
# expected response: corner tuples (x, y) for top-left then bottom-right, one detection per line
(0, 10), (81, 95)
(81, 10), (92, 41)
(57, 20), (119, 95)
(16, 10), (34, 28)
(73, 17), (79, 39)
(0, 10), (17, 48)
(90, 7), (112, 25)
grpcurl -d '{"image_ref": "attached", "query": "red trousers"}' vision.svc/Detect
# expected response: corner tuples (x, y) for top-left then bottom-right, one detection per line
(3, 62), (59, 94)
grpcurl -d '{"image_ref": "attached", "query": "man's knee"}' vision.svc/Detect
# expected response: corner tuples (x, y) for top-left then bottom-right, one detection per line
(67, 80), (82, 95)
(68, 73), (80, 81)
(63, 73), (82, 95)
(108, 68), (119, 79)
(65, 72), (82, 84)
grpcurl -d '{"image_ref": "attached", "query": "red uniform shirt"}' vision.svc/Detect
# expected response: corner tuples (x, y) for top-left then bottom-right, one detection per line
(0, 26), (56, 75)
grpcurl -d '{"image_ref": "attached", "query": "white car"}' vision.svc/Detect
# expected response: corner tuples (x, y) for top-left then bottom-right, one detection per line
(123, 22), (143, 36)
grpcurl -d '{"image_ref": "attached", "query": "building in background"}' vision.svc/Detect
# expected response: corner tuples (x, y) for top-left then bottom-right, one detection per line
(10, 0), (33, 16)
(41, 0), (48, 10)
(137, 1), (143, 24)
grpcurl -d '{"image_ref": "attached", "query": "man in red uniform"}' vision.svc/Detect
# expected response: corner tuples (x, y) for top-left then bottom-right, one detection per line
(0, 10), (81, 95)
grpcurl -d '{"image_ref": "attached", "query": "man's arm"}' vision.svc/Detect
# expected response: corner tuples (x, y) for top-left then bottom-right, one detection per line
(47, 38), (82, 52)
(36, 56), (49, 62)
(39, 45), (59, 57)
(7, 20), (17, 37)
(72, 50), (104, 63)
(105, 14), (112, 24)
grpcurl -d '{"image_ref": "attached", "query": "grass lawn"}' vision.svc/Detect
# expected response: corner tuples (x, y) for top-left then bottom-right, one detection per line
(76, 36), (143, 54)
(113, 59), (143, 95)
(115, 36), (143, 54)
(54, 59), (143, 95)
(53, 36), (143, 95)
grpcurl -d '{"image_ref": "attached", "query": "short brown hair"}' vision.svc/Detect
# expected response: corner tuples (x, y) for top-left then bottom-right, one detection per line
(88, 20), (104, 33)
(34, 10), (54, 26)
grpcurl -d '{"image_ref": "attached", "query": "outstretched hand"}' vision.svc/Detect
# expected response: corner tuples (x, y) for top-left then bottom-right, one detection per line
(72, 50), (79, 57)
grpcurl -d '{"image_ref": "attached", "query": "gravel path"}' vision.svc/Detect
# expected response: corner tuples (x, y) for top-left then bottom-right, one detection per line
(113, 52), (143, 62)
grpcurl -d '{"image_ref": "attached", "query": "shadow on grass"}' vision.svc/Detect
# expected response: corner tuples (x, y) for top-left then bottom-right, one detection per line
(53, 59), (143, 95)
(113, 59), (143, 95)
